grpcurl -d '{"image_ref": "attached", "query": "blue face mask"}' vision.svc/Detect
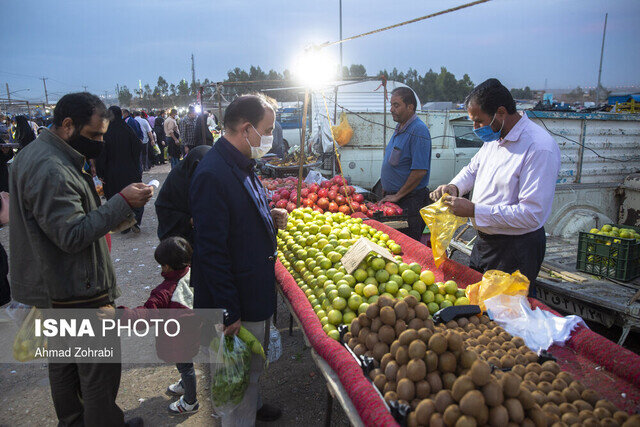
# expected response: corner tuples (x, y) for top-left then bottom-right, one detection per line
(473, 114), (504, 142)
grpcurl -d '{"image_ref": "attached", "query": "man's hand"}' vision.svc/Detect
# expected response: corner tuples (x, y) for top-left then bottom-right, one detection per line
(96, 305), (115, 320)
(271, 208), (288, 230)
(121, 183), (153, 208)
(0, 192), (9, 225)
(224, 319), (241, 336)
(430, 184), (459, 201)
(443, 195), (474, 217)
(380, 193), (401, 204)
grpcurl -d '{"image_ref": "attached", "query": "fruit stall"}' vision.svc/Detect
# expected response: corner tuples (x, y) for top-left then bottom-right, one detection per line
(274, 208), (640, 426)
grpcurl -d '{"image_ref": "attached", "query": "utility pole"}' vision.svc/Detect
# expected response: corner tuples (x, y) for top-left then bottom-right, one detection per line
(339, 0), (343, 78)
(5, 83), (10, 104)
(596, 13), (608, 105)
(82, 85), (88, 92)
(41, 77), (49, 105)
(191, 54), (196, 92)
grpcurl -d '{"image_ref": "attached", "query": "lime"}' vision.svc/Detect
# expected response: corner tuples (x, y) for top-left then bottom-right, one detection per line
(412, 280), (427, 295)
(444, 280), (458, 295)
(398, 263), (410, 274)
(389, 274), (404, 288)
(422, 290), (435, 304)
(357, 303), (369, 315)
(348, 294), (363, 311)
(445, 294), (457, 303)
(343, 274), (356, 287)
(364, 277), (378, 287)
(401, 270), (418, 285)
(354, 283), (365, 296)
(327, 330), (340, 340)
(377, 283), (386, 295)
(397, 288), (409, 298)
(385, 281), (399, 295)
(454, 297), (470, 306)
(409, 290), (422, 301)
(338, 284), (352, 299)
(363, 284), (379, 298)
(368, 295), (379, 304)
(353, 269), (368, 282)
(434, 294), (445, 304)
(371, 257), (386, 271)
(420, 270), (436, 286)
(440, 300), (453, 309)
(375, 269), (390, 284)
(332, 297), (347, 310)
(409, 262), (422, 275)
(385, 262), (399, 275)
(427, 302), (440, 315)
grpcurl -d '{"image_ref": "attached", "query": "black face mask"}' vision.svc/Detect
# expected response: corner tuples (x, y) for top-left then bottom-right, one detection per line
(67, 130), (104, 159)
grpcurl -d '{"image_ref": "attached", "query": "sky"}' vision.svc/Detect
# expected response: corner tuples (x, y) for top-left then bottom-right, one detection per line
(2, 0), (639, 103)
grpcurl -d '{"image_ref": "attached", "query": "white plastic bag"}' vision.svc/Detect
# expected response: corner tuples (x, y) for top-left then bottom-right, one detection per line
(267, 323), (282, 363)
(209, 334), (251, 416)
(304, 170), (327, 185)
(484, 294), (586, 353)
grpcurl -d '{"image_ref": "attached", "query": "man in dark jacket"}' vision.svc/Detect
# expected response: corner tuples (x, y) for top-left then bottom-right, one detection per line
(9, 92), (152, 427)
(123, 108), (143, 142)
(190, 94), (287, 425)
(96, 106), (144, 233)
(153, 110), (166, 164)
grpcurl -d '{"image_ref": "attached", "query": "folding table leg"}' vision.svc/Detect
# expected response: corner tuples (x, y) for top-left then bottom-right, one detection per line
(289, 313), (294, 336)
(325, 387), (333, 427)
(618, 324), (631, 346)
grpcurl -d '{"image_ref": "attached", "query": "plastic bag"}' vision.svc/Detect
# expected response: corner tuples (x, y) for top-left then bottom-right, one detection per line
(92, 176), (104, 196)
(465, 270), (530, 312)
(331, 112), (354, 147)
(152, 143), (161, 156)
(420, 194), (467, 267)
(12, 307), (47, 362)
(304, 170), (328, 186)
(485, 294), (586, 353)
(209, 334), (251, 416)
(267, 323), (282, 363)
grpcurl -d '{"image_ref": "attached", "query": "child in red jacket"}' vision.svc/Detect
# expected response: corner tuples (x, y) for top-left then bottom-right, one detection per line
(100, 236), (199, 414)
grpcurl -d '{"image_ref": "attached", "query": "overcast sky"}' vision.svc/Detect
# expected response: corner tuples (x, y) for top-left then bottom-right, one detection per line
(2, 0), (639, 103)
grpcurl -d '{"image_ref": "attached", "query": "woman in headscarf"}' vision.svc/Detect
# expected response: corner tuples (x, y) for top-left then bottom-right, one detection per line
(95, 106), (144, 233)
(13, 115), (36, 150)
(193, 113), (214, 147)
(155, 145), (211, 244)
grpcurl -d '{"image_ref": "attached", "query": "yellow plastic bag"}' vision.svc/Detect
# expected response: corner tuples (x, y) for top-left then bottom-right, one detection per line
(13, 307), (47, 362)
(420, 194), (468, 268)
(465, 270), (530, 312)
(331, 112), (354, 147)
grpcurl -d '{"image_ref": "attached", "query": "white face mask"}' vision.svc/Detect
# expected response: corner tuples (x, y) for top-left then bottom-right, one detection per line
(245, 125), (273, 159)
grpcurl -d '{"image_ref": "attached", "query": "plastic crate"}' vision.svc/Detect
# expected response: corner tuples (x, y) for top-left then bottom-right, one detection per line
(576, 224), (640, 281)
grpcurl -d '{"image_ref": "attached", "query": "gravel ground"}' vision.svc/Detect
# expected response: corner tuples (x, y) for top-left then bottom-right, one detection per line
(0, 163), (637, 426)
(0, 164), (349, 427)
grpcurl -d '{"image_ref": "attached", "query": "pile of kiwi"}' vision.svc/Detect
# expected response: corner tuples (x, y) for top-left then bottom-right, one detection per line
(344, 295), (638, 427)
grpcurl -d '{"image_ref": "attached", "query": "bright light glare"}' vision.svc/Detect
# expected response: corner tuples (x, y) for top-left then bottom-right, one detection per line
(194, 104), (202, 114)
(293, 48), (336, 89)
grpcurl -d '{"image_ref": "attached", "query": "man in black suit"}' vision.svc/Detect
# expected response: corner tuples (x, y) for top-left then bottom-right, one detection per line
(190, 94), (286, 425)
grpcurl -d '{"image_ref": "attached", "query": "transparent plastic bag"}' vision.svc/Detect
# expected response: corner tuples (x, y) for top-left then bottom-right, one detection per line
(485, 294), (586, 353)
(465, 270), (530, 312)
(12, 307), (47, 362)
(6, 301), (31, 325)
(267, 323), (282, 364)
(420, 194), (467, 267)
(209, 334), (251, 416)
(331, 112), (354, 147)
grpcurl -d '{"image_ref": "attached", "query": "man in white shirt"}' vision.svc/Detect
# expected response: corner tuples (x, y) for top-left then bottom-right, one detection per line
(431, 79), (561, 295)
(134, 111), (154, 171)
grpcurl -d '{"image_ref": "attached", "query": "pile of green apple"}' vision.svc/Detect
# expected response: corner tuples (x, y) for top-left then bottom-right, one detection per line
(277, 208), (470, 340)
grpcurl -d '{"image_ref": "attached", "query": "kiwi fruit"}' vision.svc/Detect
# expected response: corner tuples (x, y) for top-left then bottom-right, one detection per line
(447, 332), (463, 352)
(442, 372), (457, 391)
(561, 387), (580, 403)
(581, 389), (600, 407)
(552, 378), (568, 391)
(394, 300), (408, 320)
(543, 402), (562, 416)
(374, 374), (387, 391)
(409, 340), (427, 360)
(424, 350), (438, 372)
(380, 353), (393, 371)
(572, 399), (592, 412)
(555, 371), (572, 384)
(524, 371), (539, 384)
(528, 406), (547, 427)
(427, 371), (443, 394)
(396, 345), (409, 365)
(399, 329), (419, 346)
(578, 409), (594, 421)
(541, 360), (560, 375)
(478, 335), (491, 346)
(487, 356), (501, 368)
(514, 354), (528, 366)
(358, 327), (371, 342)
(487, 342), (501, 352)
(531, 390), (548, 406)
(414, 303), (430, 320)
(457, 317), (469, 328)
(370, 317), (382, 333)
(501, 355), (516, 370)
(512, 364), (526, 378)
(397, 378), (416, 402)
(348, 337), (358, 350)
(504, 398), (525, 423)
(365, 332), (379, 351)
(548, 390), (567, 405)
(558, 403), (578, 414)
(378, 295), (393, 307)
(406, 308), (416, 321)
(409, 318), (425, 330)
(415, 399), (436, 426)
(439, 351), (457, 373)
(380, 306), (396, 326)
(428, 333), (448, 355)
(561, 412), (580, 425)
(455, 415), (478, 427)
(470, 359), (492, 386)
(595, 400), (618, 415)
(459, 349), (478, 369)
(372, 342), (390, 361)
(623, 415), (640, 427)
(385, 360), (399, 381)
(601, 418), (619, 427)
(526, 362), (542, 374)
(525, 352), (539, 364)
(482, 379), (504, 407)
(377, 325), (395, 345)
(390, 340), (401, 356)
(369, 368), (382, 380)
(429, 412), (445, 427)
(416, 380), (431, 399)
(404, 294), (419, 307)
(350, 319), (361, 336)
(395, 320), (407, 336)
(511, 336), (525, 347)
(434, 389), (455, 413)
(489, 405), (509, 426)
(407, 358), (427, 382)
(612, 411), (629, 424)
(460, 390), (486, 416)
(443, 404), (462, 426)
(537, 381), (553, 394)
(501, 372), (522, 398)
(569, 380), (585, 394)
(593, 407), (612, 420)
(452, 375), (476, 402)
(358, 313), (371, 327)
(407, 412), (418, 427)
(383, 381), (397, 394)
(353, 343), (366, 356)
(522, 380), (537, 392)
(518, 386), (536, 410)
(384, 390), (397, 403)
(539, 371), (556, 383)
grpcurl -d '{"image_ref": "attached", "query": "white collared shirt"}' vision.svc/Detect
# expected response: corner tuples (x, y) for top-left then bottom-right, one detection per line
(450, 114), (561, 235)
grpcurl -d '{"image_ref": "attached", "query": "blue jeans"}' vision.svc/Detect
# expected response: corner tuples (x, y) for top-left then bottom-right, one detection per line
(170, 157), (180, 169)
(176, 362), (196, 404)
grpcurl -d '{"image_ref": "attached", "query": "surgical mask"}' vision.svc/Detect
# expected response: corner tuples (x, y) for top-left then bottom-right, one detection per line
(68, 131), (104, 159)
(245, 125), (273, 159)
(473, 114), (504, 142)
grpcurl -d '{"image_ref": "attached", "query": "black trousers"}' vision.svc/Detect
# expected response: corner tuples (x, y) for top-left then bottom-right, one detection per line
(470, 227), (546, 298)
(396, 187), (429, 241)
(48, 362), (124, 426)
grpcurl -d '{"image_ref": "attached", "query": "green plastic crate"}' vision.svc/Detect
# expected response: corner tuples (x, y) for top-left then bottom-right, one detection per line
(576, 224), (640, 281)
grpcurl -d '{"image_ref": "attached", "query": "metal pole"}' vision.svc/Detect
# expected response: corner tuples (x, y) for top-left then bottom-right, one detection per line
(383, 80), (388, 152)
(5, 83), (10, 105)
(26, 101), (31, 117)
(217, 84), (223, 136)
(339, 0), (343, 77)
(42, 77), (49, 105)
(333, 86), (338, 176)
(297, 89), (310, 208)
(596, 13), (608, 105)
(199, 86), (206, 145)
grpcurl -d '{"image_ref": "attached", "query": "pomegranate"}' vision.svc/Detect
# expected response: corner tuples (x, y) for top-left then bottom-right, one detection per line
(328, 202), (339, 213)
(335, 195), (346, 206)
(286, 202), (297, 213)
(275, 199), (288, 209)
(317, 198), (330, 210)
(353, 193), (364, 203)
(317, 188), (328, 198)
